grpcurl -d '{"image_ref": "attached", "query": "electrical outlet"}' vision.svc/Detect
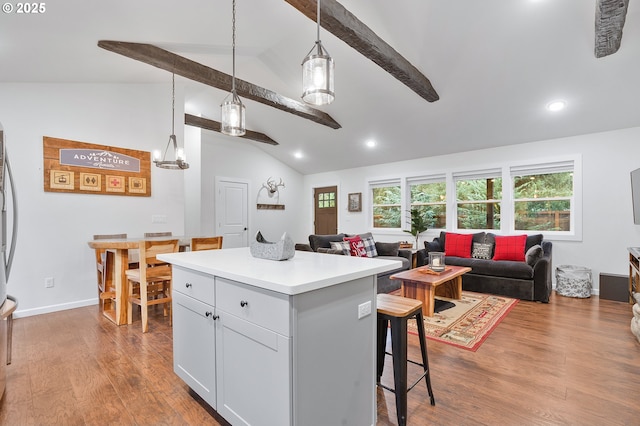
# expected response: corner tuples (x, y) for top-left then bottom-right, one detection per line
(358, 301), (372, 319)
(45, 277), (54, 288)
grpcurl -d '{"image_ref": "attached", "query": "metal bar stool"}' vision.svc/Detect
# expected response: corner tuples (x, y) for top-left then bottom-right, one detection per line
(377, 293), (435, 426)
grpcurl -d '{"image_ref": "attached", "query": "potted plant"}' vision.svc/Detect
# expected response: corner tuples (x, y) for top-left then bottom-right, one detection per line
(404, 208), (431, 249)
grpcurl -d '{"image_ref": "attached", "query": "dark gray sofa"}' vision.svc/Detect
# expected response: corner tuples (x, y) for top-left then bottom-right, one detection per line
(416, 232), (553, 302)
(296, 233), (412, 294)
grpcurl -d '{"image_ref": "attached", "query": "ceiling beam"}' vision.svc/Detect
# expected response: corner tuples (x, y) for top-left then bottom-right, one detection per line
(98, 40), (341, 129)
(185, 114), (278, 146)
(595, 0), (629, 58)
(284, 0), (439, 102)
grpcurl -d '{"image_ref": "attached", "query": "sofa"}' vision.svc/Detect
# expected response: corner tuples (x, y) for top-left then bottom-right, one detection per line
(416, 231), (553, 302)
(295, 233), (412, 294)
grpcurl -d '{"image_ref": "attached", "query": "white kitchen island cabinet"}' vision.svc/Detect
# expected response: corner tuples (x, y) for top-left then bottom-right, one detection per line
(159, 247), (401, 426)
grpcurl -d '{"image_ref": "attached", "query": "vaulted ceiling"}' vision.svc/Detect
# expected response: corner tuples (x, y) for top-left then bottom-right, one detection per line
(1, 0), (638, 174)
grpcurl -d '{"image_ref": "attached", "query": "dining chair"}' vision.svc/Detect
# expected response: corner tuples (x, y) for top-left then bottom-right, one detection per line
(191, 236), (223, 251)
(126, 239), (179, 333)
(93, 233), (127, 318)
(144, 232), (173, 237)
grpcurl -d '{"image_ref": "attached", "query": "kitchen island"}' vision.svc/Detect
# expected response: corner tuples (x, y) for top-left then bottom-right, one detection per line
(158, 247), (401, 426)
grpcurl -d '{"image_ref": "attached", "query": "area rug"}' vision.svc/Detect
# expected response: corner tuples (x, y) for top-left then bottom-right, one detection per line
(407, 291), (518, 352)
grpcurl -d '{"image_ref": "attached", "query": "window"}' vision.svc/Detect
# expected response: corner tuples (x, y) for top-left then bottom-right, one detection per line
(317, 191), (335, 208)
(409, 177), (446, 229)
(454, 169), (502, 230)
(366, 156), (581, 239)
(511, 161), (574, 232)
(371, 181), (401, 228)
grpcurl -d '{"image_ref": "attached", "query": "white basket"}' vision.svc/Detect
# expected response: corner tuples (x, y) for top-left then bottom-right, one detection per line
(555, 265), (592, 298)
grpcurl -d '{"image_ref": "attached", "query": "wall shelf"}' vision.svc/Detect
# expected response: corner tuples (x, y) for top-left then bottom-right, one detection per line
(257, 204), (284, 210)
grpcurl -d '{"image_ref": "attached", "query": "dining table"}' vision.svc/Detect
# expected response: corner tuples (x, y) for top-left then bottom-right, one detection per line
(87, 236), (192, 325)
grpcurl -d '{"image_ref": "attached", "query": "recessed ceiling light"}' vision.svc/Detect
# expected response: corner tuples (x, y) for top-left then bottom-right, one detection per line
(293, 151), (303, 159)
(365, 139), (376, 148)
(546, 100), (566, 112)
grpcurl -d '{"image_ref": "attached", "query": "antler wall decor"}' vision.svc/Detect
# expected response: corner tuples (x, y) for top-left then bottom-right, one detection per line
(257, 177), (286, 210)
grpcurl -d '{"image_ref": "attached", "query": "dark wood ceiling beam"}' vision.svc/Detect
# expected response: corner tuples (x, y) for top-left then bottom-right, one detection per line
(595, 0), (629, 58)
(185, 114), (278, 146)
(285, 0), (439, 102)
(98, 40), (341, 129)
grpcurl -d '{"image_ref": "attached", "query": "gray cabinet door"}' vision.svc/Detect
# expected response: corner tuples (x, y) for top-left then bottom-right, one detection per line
(216, 311), (291, 425)
(173, 291), (217, 408)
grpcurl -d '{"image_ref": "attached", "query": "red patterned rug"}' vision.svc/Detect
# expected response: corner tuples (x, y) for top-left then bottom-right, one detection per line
(407, 291), (518, 352)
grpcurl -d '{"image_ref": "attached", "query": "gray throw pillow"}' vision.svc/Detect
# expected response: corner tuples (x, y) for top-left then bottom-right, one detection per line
(375, 241), (399, 257)
(472, 242), (493, 259)
(525, 244), (544, 267)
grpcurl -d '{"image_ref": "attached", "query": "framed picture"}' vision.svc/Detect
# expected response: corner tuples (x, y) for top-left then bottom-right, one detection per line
(348, 192), (362, 212)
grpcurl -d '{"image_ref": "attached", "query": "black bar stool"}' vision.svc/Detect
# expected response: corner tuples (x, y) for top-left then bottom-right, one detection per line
(377, 293), (435, 426)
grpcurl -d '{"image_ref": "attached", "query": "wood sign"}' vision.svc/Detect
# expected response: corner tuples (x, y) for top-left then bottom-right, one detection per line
(43, 136), (151, 197)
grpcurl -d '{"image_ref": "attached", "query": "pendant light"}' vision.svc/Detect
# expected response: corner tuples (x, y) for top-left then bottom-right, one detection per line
(153, 73), (189, 170)
(221, 0), (246, 136)
(301, 0), (334, 105)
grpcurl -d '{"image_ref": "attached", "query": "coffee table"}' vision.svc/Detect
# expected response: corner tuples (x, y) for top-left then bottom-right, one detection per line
(390, 265), (472, 317)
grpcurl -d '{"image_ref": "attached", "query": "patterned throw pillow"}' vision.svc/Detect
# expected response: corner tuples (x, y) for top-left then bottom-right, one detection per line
(343, 235), (367, 257)
(360, 236), (378, 257)
(493, 235), (527, 262)
(330, 241), (351, 255)
(472, 242), (493, 259)
(444, 232), (473, 258)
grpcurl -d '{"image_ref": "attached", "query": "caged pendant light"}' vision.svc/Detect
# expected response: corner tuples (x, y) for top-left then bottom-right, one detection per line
(153, 73), (189, 170)
(301, 0), (334, 105)
(221, 0), (246, 136)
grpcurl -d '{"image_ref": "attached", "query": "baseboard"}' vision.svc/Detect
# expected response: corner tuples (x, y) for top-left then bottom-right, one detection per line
(12, 298), (98, 318)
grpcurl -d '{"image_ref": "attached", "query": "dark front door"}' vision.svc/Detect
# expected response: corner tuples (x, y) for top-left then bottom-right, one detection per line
(314, 186), (338, 234)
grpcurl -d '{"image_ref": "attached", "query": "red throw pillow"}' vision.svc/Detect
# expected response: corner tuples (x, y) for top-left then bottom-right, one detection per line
(344, 235), (367, 257)
(493, 235), (527, 261)
(444, 233), (473, 258)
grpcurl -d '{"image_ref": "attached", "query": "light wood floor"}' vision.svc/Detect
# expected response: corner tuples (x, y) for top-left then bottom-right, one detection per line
(1, 293), (638, 425)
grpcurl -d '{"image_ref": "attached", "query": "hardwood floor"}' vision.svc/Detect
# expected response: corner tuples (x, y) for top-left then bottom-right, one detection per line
(1, 293), (638, 425)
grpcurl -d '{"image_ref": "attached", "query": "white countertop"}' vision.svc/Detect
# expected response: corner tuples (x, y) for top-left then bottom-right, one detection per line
(158, 247), (401, 295)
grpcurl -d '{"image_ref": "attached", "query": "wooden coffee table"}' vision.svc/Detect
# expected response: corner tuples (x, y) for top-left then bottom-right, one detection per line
(390, 265), (472, 317)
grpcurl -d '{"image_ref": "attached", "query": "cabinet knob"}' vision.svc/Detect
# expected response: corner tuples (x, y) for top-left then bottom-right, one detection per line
(185, 283), (192, 288)
(205, 311), (219, 320)
(240, 300), (249, 307)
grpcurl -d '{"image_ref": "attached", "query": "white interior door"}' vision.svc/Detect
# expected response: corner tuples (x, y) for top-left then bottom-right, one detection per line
(215, 177), (248, 248)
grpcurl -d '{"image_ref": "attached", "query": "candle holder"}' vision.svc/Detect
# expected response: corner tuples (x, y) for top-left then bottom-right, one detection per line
(429, 252), (445, 272)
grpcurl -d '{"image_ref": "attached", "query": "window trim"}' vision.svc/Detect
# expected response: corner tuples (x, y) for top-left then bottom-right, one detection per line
(366, 154), (582, 241)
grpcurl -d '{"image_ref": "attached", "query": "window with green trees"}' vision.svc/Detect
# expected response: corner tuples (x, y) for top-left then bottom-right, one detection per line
(372, 183), (401, 228)
(455, 175), (502, 230)
(513, 171), (573, 231)
(368, 157), (579, 237)
(409, 180), (446, 228)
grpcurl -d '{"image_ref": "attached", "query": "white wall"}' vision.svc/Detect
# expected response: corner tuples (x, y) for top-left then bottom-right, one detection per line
(0, 83), (186, 316)
(191, 130), (305, 244)
(303, 126), (640, 293)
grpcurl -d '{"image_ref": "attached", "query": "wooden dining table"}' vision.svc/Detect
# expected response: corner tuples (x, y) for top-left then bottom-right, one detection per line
(87, 236), (192, 325)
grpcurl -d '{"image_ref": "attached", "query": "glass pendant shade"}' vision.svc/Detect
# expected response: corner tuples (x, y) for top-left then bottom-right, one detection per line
(221, 0), (246, 137)
(221, 91), (246, 136)
(302, 42), (335, 105)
